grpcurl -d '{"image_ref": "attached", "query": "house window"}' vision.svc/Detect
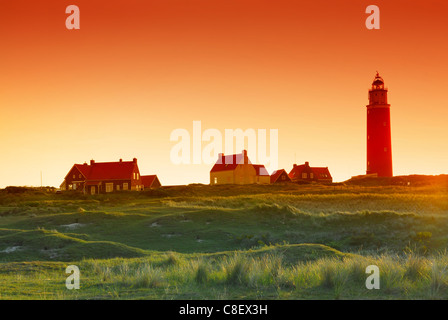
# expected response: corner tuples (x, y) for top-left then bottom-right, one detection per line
(302, 173), (307, 179)
(123, 183), (128, 190)
(310, 173), (314, 179)
(73, 174), (75, 179)
(116, 185), (120, 191)
(73, 183), (77, 190)
(79, 174), (81, 179)
(133, 173), (136, 180)
(105, 183), (114, 193)
(137, 173), (139, 180)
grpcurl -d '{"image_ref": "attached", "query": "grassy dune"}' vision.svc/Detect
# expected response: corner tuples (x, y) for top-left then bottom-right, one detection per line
(0, 180), (447, 299)
(1, 246), (448, 300)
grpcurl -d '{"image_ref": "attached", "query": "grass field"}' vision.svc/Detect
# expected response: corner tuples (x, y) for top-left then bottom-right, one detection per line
(0, 176), (447, 299)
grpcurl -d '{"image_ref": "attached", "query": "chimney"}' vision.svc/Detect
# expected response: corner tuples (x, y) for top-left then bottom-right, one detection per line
(243, 150), (248, 164)
(133, 158), (137, 164)
(90, 159), (95, 165)
(83, 162), (87, 166)
(119, 158), (123, 163)
(218, 153), (224, 164)
(305, 161), (309, 167)
(293, 164), (297, 168)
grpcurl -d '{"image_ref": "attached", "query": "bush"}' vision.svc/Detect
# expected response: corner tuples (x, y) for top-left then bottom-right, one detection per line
(195, 262), (209, 284)
(165, 252), (179, 266)
(318, 259), (348, 299)
(224, 255), (251, 285)
(404, 254), (429, 280)
(430, 262), (448, 297)
(132, 264), (164, 288)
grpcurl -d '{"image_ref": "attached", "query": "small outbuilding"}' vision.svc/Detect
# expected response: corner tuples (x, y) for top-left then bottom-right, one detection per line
(141, 175), (162, 189)
(270, 169), (292, 184)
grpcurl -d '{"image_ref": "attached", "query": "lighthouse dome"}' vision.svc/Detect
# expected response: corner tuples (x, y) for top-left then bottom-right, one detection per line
(372, 72), (385, 89)
(373, 78), (383, 86)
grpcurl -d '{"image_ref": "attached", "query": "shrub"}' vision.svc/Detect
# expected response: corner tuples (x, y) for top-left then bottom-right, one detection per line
(429, 262), (448, 298)
(318, 259), (348, 299)
(132, 264), (164, 288)
(224, 255), (251, 285)
(346, 257), (369, 285)
(377, 255), (404, 293)
(195, 262), (209, 284)
(404, 254), (429, 280)
(165, 252), (179, 266)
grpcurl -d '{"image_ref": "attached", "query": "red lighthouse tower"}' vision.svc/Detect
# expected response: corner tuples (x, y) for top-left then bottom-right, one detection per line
(366, 72), (393, 177)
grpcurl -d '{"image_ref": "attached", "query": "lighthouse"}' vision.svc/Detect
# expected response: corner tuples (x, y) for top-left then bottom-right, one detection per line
(366, 72), (393, 177)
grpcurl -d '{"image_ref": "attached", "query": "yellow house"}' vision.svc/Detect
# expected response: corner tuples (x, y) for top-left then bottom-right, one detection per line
(210, 150), (270, 185)
(253, 165), (271, 184)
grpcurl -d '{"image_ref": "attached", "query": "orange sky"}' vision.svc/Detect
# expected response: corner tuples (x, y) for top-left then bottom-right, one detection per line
(0, 0), (447, 187)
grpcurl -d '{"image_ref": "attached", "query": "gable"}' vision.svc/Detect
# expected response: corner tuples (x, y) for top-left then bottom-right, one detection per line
(141, 175), (161, 188)
(289, 165), (305, 179)
(271, 169), (291, 183)
(65, 165), (87, 181)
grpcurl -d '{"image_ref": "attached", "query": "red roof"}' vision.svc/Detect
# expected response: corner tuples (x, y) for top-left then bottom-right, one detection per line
(210, 152), (251, 172)
(75, 164), (92, 178)
(210, 152), (268, 176)
(72, 159), (138, 181)
(288, 164), (307, 179)
(288, 162), (332, 180)
(270, 169), (290, 183)
(312, 167), (332, 179)
(141, 175), (158, 188)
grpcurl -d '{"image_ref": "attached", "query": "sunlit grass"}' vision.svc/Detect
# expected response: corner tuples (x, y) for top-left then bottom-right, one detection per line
(1, 247), (448, 299)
